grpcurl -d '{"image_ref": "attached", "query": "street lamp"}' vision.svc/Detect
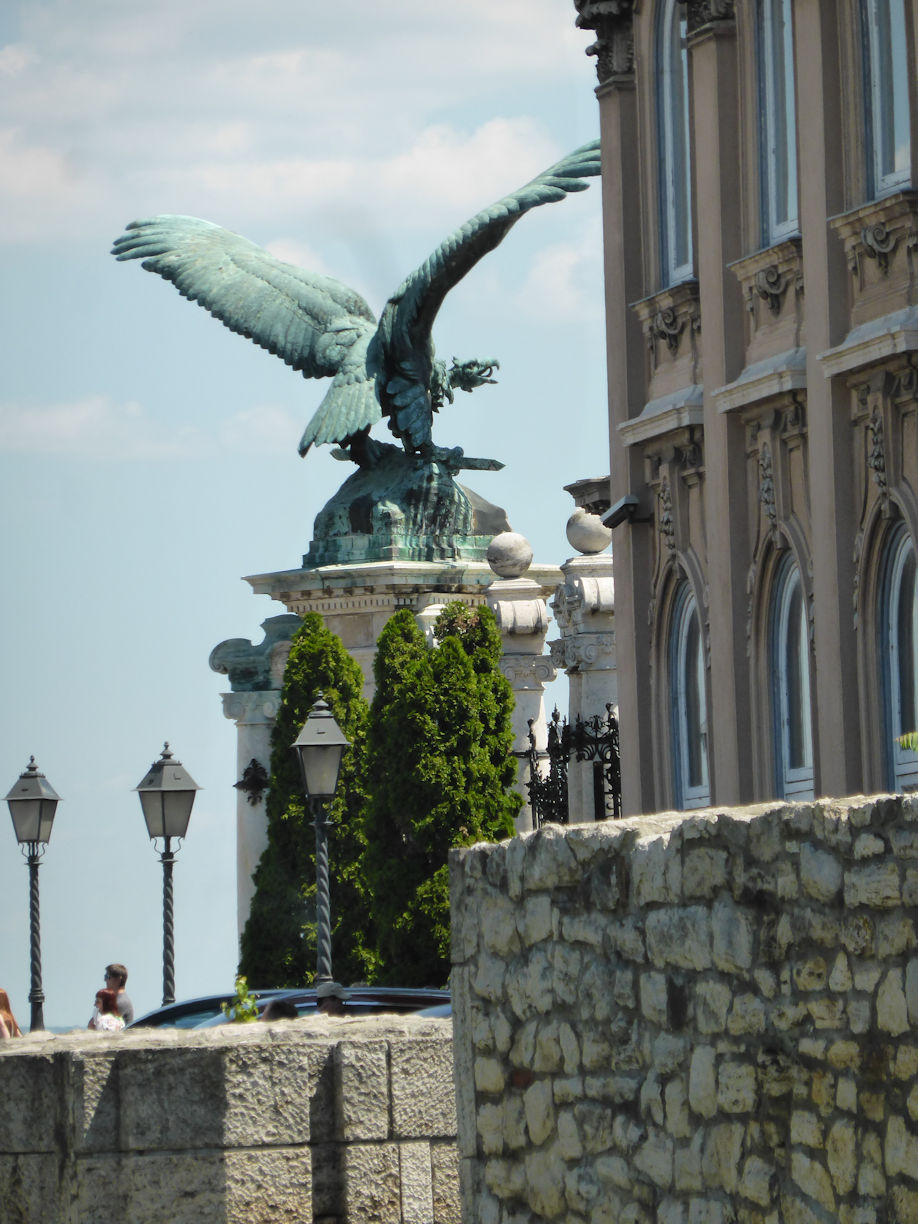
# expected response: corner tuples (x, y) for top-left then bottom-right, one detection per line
(291, 695), (349, 986)
(135, 743), (200, 1006)
(5, 757), (61, 1032)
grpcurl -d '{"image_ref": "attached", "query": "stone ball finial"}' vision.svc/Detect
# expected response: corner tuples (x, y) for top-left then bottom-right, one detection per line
(487, 531), (533, 579)
(566, 507), (613, 555)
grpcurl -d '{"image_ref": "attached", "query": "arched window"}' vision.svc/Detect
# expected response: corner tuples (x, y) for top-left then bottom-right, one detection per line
(758, 0), (798, 243)
(771, 557), (814, 798)
(862, 0), (911, 197)
(657, 0), (693, 284)
(882, 525), (918, 790)
(671, 583), (710, 808)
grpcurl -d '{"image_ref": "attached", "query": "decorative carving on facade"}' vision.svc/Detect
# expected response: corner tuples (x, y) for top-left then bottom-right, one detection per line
(867, 410), (889, 499)
(758, 442), (778, 534)
(657, 476), (676, 551)
(752, 265), (790, 314)
(651, 307), (684, 354)
(860, 221), (898, 273)
(573, 0), (637, 82)
(831, 192), (918, 295)
(633, 280), (701, 375)
(729, 238), (804, 337)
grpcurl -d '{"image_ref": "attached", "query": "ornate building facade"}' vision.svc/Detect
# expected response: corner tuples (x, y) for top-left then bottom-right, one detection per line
(574, 0), (918, 813)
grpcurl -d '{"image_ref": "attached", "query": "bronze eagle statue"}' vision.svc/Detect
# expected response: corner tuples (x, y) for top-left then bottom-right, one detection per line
(112, 139), (600, 471)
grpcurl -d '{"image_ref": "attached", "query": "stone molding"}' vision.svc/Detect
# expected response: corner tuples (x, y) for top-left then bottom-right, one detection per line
(729, 237), (804, 318)
(831, 191), (918, 281)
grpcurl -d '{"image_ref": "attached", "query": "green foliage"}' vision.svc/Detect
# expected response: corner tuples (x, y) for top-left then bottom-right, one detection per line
(239, 613), (375, 987)
(898, 731), (918, 753)
(221, 975), (261, 1023)
(364, 604), (519, 986)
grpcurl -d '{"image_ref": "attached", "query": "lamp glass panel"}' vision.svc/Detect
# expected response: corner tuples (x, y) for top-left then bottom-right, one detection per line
(296, 743), (345, 799)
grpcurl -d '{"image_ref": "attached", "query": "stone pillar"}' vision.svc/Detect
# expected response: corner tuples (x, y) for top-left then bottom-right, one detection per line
(550, 499), (616, 823)
(209, 615), (301, 938)
(484, 533), (556, 834)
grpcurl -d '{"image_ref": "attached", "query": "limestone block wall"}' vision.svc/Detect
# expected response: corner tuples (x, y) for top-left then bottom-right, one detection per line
(0, 1015), (457, 1224)
(450, 794), (918, 1224)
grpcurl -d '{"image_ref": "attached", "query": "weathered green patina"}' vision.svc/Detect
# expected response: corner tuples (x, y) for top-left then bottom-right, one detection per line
(113, 139), (600, 563)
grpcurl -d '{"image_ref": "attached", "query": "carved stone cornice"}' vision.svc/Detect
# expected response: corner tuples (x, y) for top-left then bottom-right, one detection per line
(487, 578), (550, 637)
(499, 656), (557, 689)
(573, 0), (637, 83)
(680, 0), (736, 39)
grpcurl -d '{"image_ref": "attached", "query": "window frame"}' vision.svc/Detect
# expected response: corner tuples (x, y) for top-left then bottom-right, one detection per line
(861, 0), (912, 198)
(670, 582), (710, 809)
(757, 0), (799, 244)
(881, 524), (918, 790)
(771, 556), (815, 799)
(656, 0), (694, 286)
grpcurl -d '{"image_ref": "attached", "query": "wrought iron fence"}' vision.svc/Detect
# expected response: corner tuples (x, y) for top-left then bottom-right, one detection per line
(526, 704), (621, 826)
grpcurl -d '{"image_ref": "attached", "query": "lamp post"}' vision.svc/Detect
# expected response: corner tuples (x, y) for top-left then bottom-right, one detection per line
(291, 695), (350, 986)
(5, 757), (61, 1032)
(135, 744), (200, 1006)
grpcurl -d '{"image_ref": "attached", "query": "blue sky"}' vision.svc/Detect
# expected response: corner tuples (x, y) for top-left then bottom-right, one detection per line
(0, 0), (607, 1027)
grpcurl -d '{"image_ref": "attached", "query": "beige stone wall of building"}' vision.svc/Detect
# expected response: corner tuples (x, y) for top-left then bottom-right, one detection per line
(574, 0), (918, 815)
(0, 1016), (458, 1224)
(451, 791), (918, 1222)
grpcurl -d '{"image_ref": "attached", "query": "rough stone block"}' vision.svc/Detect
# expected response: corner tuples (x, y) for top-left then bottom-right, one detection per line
(390, 1034), (457, 1140)
(0, 1153), (63, 1223)
(431, 1141), (461, 1224)
(844, 861), (901, 909)
(0, 1047), (65, 1153)
(399, 1140), (434, 1224)
(646, 906), (712, 970)
(119, 1045), (230, 1151)
(334, 1039), (390, 1141)
(799, 842), (843, 901)
(342, 1142), (401, 1223)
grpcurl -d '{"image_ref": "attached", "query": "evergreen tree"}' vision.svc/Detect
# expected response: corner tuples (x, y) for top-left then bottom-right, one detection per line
(364, 604), (519, 985)
(238, 613), (375, 987)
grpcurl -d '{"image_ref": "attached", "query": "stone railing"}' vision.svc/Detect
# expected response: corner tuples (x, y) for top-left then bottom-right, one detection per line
(450, 793), (918, 1223)
(0, 1014), (457, 1224)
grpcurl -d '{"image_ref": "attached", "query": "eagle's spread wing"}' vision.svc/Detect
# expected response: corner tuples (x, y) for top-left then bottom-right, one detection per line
(369, 140), (601, 450)
(111, 216), (381, 451)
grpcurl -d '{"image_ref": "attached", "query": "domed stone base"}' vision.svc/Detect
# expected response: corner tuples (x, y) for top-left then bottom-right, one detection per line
(303, 448), (510, 567)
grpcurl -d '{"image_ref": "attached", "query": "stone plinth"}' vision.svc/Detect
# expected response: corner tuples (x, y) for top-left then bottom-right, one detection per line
(0, 1015), (458, 1224)
(245, 559), (562, 701)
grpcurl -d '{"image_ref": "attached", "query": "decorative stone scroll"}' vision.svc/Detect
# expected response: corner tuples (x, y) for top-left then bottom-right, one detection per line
(573, 0), (637, 83)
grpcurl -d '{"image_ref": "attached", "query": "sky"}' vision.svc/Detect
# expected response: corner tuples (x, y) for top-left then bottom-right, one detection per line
(0, 0), (608, 1028)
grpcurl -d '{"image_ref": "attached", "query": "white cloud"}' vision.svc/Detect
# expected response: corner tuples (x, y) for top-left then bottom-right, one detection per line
(516, 232), (603, 323)
(0, 395), (305, 461)
(218, 404), (301, 455)
(0, 396), (204, 459)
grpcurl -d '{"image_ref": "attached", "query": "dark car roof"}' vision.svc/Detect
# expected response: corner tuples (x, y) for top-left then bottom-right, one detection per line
(130, 985), (449, 1029)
